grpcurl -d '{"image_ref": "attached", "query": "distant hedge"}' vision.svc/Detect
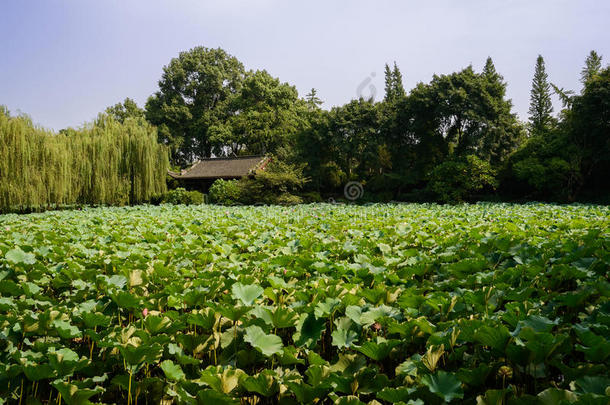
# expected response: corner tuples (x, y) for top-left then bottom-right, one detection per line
(0, 107), (168, 212)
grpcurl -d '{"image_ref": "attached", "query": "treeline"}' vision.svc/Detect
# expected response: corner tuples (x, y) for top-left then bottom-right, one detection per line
(134, 46), (609, 203)
(0, 109), (168, 212)
(2, 46), (608, 209)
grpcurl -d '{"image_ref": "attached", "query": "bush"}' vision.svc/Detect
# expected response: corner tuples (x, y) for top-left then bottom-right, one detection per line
(427, 155), (497, 203)
(208, 179), (243, 205)
(162, 188), (204, 205)
(209, 159), (308, 205)
(300, 191), (323, 203)
(275, 193), (303, 205)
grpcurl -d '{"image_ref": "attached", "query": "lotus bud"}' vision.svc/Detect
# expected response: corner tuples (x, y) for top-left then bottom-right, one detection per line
(498, 365), (513, 379)
(142, 308), (148, 317)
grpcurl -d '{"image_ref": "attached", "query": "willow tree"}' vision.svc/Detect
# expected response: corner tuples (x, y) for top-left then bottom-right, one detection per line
(0, 107), (169, 212)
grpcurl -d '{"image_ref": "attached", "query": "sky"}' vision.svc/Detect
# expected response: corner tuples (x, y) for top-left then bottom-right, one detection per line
(1, 0), (609, 131)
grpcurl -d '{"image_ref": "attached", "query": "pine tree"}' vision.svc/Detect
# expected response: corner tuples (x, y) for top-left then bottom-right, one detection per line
(384, 62), (405, 102)
(392, 62), (406, 99)
(528, 55), (554, 135)
(581, 50), (603, 85)
(384, 63), (394, 102)
(482, 57), (506, 98)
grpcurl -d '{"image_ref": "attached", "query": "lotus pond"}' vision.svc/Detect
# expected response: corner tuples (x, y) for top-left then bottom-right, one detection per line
(0, 203), (609, 404)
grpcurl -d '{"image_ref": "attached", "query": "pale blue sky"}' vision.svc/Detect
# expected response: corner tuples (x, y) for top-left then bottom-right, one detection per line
(1, 0), (608, 131)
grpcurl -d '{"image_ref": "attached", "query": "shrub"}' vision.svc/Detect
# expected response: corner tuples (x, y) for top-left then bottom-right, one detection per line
(209, 159), (308, 205)
(162, 188), (204, 205)
(208, 179), (243, 205)
(300, 191), (323, 203)
(275, 193), (303, 205)
(427, 155), (497, 203)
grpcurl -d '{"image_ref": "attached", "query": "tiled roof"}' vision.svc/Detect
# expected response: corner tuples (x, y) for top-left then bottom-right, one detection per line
(169, 156), (269, 179)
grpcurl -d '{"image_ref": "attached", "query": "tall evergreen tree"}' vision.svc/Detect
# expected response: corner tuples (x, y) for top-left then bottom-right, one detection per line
(581, 50), (603, 85)
(528, 55), (554, 135)
(384, 62), (406, 102)
(482, 57), (505, 98)
(392, 62), (406, 99)
(384, 63), (394, 102)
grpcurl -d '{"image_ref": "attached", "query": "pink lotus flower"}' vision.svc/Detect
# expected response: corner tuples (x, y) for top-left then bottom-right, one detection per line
(283, 269), (287, 274)
(372, 322), (382, 331)
(142, 308), (148, 317)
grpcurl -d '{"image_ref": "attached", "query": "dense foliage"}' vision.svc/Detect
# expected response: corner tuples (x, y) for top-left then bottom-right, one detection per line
(296, 60), (525, 200)
(506, 63), (610, 201)
(161, 188), (204, 205)
(145, 47), (307, 165)
(209, 159), (307, 205)
(1, 203), (609, 404)
(1, 47), (608, 210)
(0, 109), (168, 212)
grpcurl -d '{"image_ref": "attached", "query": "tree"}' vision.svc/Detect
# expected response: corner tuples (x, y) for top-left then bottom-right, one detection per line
(0, 109), (168, 211)
(105, 98), (145, 123)
(565, 66), (610, 196)
(581, 50), (603, 85)
(145, 46), (245, 165)
(325, 99), (382, 180)
(392, 62), (406, 99)
(482, 57), (504, 98)
(427, 155), (497, 202)
(305, 88), (323, 111)
(506, 66), (610, 201)
(207, 70), (305, 156)
(528, 55), (554, 136)
(384, 62), (406, 103)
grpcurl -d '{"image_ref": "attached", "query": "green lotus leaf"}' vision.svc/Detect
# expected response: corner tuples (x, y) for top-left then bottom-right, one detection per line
(243, 325), (283, 356)
(119, 344), (163, 367)
(197, 389), (240, 405)
(143, 315), (172, 335)
(395, 358), (419, 377)
(48, 348), (88, 377)
(52, 380), (104, 405)
(52, 320), (82, 339)
(0, 279), (23, 296)
(5, 247), (36, 265)
(474, 324), (510, 351)
(23, 361), (54, 381)
(536, 388), (578, 405)
(421, 371), (464, 402)
(377, 386), (417, 403)
(314, 297), (342, 318)
(81, 311), (110, 329)
(110, 291), (140, 309)
(357, 338), (400, 361)
(186, 308), (217, 330)
(335, 395), (366, 405)
(0, 297), (16, 311)
(160, 359), (185, 381)
(213, 304), (252, 322)
(241, 370), (279, 397)
(571, 375), (610, 395)
(286, 381), (331, 403)
(332, 328), (358, 349)
(294, 313), (325, 348)
(231, 282), (264, 306)
(279, 345), (306, 366)
(475, 389), (510, 405)
(456, 364), (491, 387)
(200, 366), (245, 394)
(270, 306), (299, 329)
